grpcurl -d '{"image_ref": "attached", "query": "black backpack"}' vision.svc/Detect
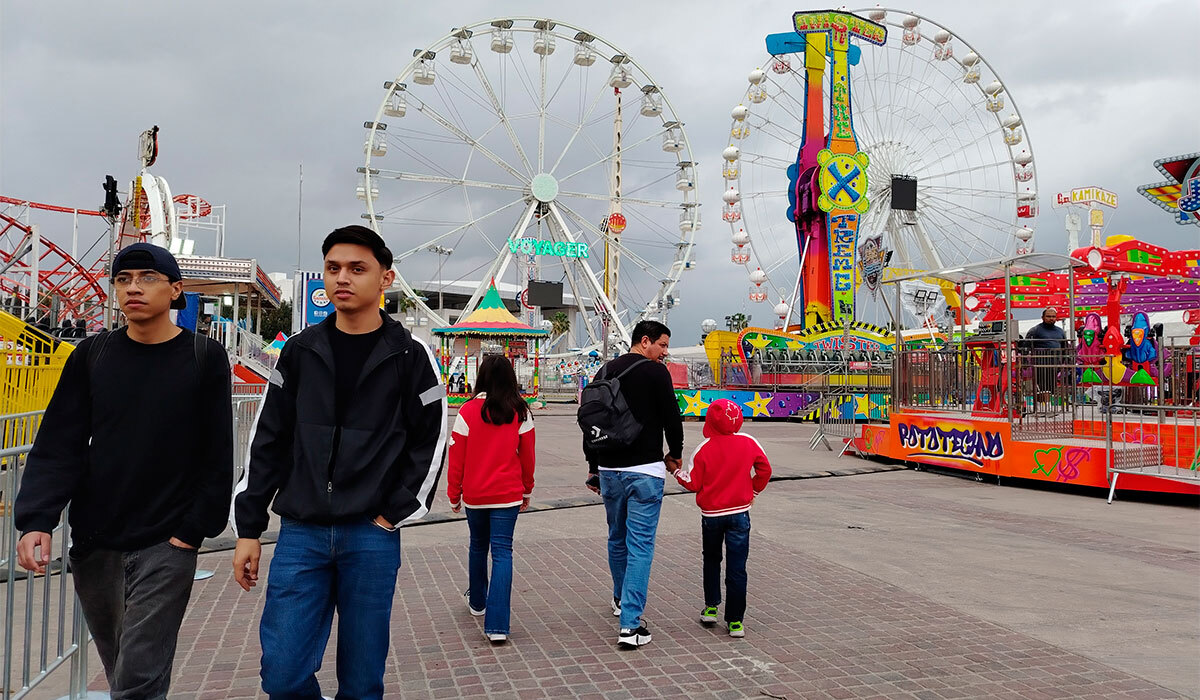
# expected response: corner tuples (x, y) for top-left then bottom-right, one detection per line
(577, 357), (648, 453)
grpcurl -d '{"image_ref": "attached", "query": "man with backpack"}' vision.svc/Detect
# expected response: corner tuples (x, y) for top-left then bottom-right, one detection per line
(15, 242), (233, 698)
(578, 320), (683, 648)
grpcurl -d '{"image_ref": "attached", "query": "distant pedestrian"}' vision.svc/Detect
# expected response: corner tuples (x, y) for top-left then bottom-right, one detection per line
(446, 354), (536, 643)
(232, 225), (446, 699)
(581, 320), (684, 648)
(14, 242), (233, 699)
(672, 398), (771, 638)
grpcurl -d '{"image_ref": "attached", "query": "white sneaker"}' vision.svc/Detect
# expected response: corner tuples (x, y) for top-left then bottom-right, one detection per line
(618, 625), (652, 648)
(610, 597), (621, 617)
(464, 590), (484, 617)
(486, 631), (508, 643)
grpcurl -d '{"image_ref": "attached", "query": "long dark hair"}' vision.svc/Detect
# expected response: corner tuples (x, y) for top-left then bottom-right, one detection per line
(474, 354), (528, 425)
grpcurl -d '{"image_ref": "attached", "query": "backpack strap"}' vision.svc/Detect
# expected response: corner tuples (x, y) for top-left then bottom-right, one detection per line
(608, 356), (649, 382)
(86, 329), (114, 377)
(194, 329), (208, 376)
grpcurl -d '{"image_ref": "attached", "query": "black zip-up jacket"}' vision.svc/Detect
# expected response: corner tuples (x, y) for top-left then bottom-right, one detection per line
(583, 352), (684, 473)
(233, 311), (447, 538)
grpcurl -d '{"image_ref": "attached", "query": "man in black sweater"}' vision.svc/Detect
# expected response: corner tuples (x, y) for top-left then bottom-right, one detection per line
(15, 242), (233, 699)
(584, 320), (684, 648)
(232, 226), (446, 699)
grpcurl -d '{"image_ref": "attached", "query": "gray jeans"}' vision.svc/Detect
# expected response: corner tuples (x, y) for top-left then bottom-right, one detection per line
(69, 540), (198, 700)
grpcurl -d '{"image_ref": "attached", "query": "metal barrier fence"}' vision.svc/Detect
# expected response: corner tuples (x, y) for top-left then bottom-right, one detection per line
(0, 388), (266, 698)
(1103, 403), (1200, 502)
(1, 445), (90, 699)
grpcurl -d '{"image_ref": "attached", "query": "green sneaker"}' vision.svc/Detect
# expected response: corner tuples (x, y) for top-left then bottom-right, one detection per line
(700, 607), (719, 625)
(728, 621), (745, 638)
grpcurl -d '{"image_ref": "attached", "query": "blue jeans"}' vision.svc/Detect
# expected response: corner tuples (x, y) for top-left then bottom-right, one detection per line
(260, 517), (402, 700)
(465, 506), (520, 635)
(600, 470), (664, 629)
(702, 511), (750, 623)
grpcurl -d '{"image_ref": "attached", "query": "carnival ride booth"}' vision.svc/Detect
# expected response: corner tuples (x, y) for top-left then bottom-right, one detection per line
(856, 242), (1200, 499)
(432, 281), (548, 406)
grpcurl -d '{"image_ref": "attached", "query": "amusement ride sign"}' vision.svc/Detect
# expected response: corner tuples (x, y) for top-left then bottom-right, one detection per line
(506, 237), (590, 259)
(793, 10), (886, 325)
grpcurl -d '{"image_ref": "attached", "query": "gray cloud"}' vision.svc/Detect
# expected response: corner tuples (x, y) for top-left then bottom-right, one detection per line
(2, 1), (1197, 344)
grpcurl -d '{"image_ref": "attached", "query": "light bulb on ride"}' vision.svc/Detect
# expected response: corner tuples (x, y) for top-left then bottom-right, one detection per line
(749, 267), (767, 285)
(722, 145), (740, 162)
(722, 187), (741, 205)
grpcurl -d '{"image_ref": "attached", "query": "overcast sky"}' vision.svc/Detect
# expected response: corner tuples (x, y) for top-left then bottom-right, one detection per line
(2, 1), (1198, 343)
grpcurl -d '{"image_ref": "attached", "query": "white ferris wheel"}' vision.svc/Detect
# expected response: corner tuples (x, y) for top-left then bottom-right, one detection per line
(722, 8), (1038, 325)
(361, 18), (700, 353)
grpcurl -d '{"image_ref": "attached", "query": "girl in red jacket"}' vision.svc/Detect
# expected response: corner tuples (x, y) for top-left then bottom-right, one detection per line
(672, 398), (771, 638)
(447, 355), (535, 643)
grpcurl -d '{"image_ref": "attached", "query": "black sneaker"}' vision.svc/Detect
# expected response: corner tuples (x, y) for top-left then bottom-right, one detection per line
(618, 625), (652, 648)
(610, 597), (621, 617)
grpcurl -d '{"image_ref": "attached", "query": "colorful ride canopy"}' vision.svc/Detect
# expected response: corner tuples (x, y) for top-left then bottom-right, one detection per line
(962, 238), (1200, 320)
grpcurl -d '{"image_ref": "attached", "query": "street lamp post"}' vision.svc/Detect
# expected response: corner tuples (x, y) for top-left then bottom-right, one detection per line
(426, 245), (453, 317)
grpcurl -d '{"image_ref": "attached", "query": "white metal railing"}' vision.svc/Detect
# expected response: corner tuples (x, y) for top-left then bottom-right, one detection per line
(1104, 403), (1200, 503)
(0, 389), (265, 697)
(1, 444), (91, 699)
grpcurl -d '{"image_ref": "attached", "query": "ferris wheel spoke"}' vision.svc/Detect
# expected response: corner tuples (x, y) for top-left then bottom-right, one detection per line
(557, 189), (678, 209)
(414, 99), (528, 183)
(910, 126), (1009, 178)
(545, 202), (628, 345)
(921, 158), (1013, 182)
(921, 190), (1017, 230)
(557, 128), (663, 185)
(538, 52), (547, 172)
(921, 184), (1016, 199)
(740, 151), (794, 168)
(372, 169), (529, 195)
(466, 56), (535, 175)
(391, 197), (529, 261)
(554, 201), (671, 280)
(915, 208), (988, 265)
(550, 72), (616, 175)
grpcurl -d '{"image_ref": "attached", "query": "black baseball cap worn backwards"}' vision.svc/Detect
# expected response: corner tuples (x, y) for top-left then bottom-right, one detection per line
(111, 242), (187, 310)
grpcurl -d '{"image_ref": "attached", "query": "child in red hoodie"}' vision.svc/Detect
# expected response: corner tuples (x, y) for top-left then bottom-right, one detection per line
(672, 398), (771, 638)
(447, 355), (535, 643)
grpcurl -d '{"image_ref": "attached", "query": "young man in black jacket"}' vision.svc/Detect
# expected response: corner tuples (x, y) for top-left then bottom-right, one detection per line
(584, 320), (684, 648)
(232, 226), (446, 699)
(15, 242), (233, 699)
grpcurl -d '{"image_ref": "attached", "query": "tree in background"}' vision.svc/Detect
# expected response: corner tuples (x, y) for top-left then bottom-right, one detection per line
(259, 301), (292, 339)
(725, 313), (751, 332)
(551, 310), (570, 337)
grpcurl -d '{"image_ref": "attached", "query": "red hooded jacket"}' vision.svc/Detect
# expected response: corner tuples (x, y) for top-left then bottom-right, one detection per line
(446, 394), (535, 509)
(674, 399), (771, 517)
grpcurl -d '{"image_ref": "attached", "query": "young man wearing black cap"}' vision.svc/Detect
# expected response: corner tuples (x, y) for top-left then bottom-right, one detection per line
(233, 225), (446, 699)
(14, 242), (233, 698)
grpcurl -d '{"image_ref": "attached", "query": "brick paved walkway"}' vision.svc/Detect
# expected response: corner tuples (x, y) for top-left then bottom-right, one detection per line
(83, 474), (1192, 700)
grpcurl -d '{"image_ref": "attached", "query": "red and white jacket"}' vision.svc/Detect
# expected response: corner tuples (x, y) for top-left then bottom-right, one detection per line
(446, 394), (535, 509)
(675, 399), (770, 517)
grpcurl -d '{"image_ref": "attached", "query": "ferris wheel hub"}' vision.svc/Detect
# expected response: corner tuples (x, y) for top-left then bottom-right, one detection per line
(530, 173), (559, 203)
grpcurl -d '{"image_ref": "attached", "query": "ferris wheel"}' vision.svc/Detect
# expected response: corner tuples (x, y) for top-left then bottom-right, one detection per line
(362, 18), (700, 353)
(722, 8), (1038, 325)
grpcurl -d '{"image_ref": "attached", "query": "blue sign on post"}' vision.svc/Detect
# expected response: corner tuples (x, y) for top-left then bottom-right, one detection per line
(305, 277), (331, 327)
